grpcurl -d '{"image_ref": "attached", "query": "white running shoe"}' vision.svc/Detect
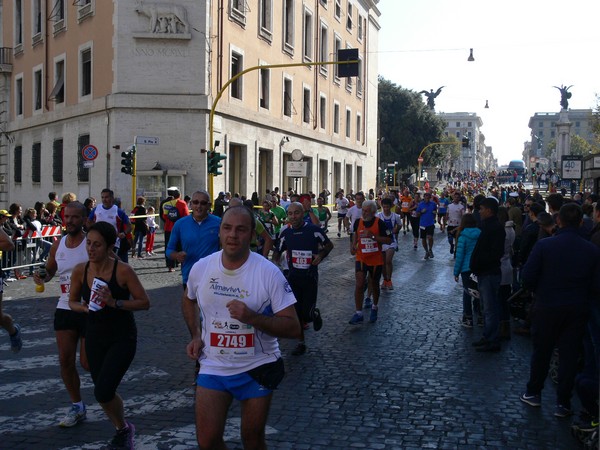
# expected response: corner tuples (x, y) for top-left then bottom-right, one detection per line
(59, 404), (86, 427)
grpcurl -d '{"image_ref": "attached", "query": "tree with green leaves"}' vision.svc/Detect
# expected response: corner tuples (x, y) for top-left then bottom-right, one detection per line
(378, 77), (447, 172)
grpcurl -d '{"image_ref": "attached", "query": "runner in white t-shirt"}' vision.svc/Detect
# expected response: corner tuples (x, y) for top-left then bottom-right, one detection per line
(334, 191), (350, 237)
(182, 206), (300, 449)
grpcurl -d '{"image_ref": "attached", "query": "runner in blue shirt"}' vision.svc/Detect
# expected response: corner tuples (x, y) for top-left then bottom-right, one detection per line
(437, 191), (450, 232)
(417, 192), (437, 259)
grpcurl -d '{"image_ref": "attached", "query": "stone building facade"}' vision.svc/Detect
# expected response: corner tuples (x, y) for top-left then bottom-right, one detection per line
(0, 0), (380, 210)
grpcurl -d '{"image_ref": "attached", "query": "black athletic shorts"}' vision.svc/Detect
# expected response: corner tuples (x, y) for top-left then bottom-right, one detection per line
(54, 308), (87, 336)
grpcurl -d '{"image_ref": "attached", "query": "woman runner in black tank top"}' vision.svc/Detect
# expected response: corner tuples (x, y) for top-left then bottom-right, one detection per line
(68, 222), (150, 450)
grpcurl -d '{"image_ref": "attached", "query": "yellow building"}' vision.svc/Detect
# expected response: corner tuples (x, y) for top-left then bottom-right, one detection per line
(0, 0), (380, 209)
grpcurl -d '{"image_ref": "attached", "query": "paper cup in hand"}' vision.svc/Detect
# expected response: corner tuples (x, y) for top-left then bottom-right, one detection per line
(89, 277), (108, 312)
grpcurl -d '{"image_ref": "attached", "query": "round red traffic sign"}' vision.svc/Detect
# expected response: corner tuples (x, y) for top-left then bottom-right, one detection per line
(81, 144), (98, 161)
(417, 157), (424, 163)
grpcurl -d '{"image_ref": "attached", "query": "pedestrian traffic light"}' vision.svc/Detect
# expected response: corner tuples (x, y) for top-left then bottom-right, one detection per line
(207, 151), (227, 176)
(461, 137), (470, 148)
(121, 145), (135, 175)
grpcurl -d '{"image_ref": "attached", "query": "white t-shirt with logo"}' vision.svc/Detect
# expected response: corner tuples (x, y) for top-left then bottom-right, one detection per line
(447, 202), (465, 227)
(186, 251), (296, 376)
(55, 236), (89, 310)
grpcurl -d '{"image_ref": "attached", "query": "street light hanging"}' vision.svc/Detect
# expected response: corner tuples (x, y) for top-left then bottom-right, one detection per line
(467, 48), (475, 62)
(484, 100), (489, 109)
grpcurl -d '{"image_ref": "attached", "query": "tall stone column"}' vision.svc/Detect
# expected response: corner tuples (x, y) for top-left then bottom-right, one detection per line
(555, 109), (572, 163)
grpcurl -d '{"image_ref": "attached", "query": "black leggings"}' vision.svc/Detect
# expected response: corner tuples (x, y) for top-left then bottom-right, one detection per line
(86, 333), (136, 403)
(409, 216), (420, 239)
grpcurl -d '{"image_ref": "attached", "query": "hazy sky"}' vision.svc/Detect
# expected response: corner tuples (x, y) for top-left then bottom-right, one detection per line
(376, 0), (599, 166)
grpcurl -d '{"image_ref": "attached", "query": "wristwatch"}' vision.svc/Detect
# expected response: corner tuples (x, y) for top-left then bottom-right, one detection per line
(115, 300), (125, 309)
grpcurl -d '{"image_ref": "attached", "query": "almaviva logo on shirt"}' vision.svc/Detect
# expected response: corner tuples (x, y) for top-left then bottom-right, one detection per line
(209, 279), (250, 299)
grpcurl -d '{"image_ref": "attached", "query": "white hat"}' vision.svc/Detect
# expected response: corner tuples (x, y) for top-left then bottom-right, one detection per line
(167, 186), (180, 192)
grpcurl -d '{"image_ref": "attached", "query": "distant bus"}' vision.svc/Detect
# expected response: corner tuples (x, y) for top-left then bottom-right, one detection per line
(507, 160), (527, 182)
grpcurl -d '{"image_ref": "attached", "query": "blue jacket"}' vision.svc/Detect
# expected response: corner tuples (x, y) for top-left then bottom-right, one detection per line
(454, 227), (481, 277)
(521, 227), (600, 308)
(166, 214), (221, 284)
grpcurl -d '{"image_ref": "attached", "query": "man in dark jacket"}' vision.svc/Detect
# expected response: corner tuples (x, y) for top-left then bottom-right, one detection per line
(470, 197), (505, 352)
(519, 203), (600, 418)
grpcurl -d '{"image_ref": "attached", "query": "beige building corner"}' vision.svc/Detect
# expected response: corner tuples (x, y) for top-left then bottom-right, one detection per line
(0, 0), (380, 210)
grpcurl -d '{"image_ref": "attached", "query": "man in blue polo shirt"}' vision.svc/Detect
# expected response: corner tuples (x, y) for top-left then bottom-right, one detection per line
(417, 192), (437, 259)
(166, 190), (221, 288)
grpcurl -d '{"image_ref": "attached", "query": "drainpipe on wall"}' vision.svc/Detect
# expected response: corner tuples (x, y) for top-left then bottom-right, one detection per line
(104, 95), (111, 189)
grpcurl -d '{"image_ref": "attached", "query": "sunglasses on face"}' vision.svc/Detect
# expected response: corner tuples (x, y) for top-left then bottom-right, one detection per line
(192, 200), (210, 206)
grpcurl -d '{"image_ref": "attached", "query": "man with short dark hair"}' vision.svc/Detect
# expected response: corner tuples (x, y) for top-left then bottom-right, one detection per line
(87, 189), (132, 262)
(272, 202), (333, 355)
(519, 203), (600, 417)
(470, 197), (506, 352)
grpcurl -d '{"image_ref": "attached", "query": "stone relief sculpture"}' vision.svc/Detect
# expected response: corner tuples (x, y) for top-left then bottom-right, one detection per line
(134, 0), (190, 34)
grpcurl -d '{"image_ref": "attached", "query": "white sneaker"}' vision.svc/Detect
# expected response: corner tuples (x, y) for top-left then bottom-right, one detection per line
(59, 404), (86, 427)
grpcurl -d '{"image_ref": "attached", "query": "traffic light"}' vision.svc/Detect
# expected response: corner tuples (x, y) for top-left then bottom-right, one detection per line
(121, 145), (135, 175)
(461, 137), (470, 148)
(207, 151), (227, 176)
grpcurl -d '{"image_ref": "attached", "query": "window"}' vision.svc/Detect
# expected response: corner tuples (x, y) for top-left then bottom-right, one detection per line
(303, 9), (313, 61)
(50, 59), (65, 103)
(333, 103), (340, 134)
(319, 96), (326, 130)
(34, 68), (43, 111)
(358, 15), (364, 41)
(14, 146), (23, 183)
(356, 114), (361, 141)
(230, 0), (247, 25)
(345, 109), (351, 138)
(455, 122), (460, 127)
(356, 57), (363, 96)
(15, 0), (23, 47)
(303, 88), (311, 124)
(550, 131), (555, 138)
(259, 67), (270, 109)
(15, 77), (23, 116)
(283, 78), (292, 117)
(231, 51), (243, 100)
(575, 121), (580, 127)
(77, 134), (90, 182)
(467, 121), (472, 127)
(346, 2), (353, 31)
(80, 48), (92, 97)
(259, 0), (272, 40)
(334, 0), (341, 19)
(33, 0), (43, 38)
(77, 0), (94, 22)
(319, 23), (328, 76)
(53, 139), (63, 182)
(320, 0), (328, 6)
(53, 0), (65, 21)
(333, 35), (342, 80)
(344, 47), (353, 92)
(538, 121), (543, 127)
(32, 143), (41, 183)
(283, 0), (294, 52)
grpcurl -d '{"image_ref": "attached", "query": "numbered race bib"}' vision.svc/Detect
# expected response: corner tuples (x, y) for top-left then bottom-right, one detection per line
(291, 249), (313, 269)
(60, 274), (71, 294)
(360, 237), (378, 253)
(209, 317), (255, 358)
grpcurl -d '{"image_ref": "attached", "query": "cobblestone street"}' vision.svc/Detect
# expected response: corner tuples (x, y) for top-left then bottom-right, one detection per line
(0, 230), (577, 449)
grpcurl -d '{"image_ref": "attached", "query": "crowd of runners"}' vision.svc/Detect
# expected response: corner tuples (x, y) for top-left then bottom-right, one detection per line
(2, 173), (599, 449)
